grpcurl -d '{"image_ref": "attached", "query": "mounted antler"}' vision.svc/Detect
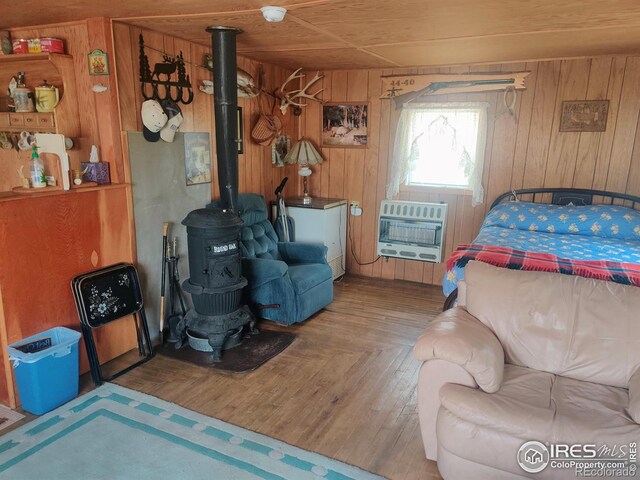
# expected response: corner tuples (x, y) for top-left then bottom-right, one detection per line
(276, 68), (326, 115)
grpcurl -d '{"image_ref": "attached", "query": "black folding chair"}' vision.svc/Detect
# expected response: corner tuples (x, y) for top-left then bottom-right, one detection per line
(72, 263), (153, 385)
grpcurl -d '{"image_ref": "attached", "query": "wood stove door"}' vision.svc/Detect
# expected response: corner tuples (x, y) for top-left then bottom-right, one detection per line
(206, 254), (241, 288)
(203, 239), (242, 289)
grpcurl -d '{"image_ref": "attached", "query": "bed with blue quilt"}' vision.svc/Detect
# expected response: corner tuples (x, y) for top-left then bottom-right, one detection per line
(443, 188), (640, 307)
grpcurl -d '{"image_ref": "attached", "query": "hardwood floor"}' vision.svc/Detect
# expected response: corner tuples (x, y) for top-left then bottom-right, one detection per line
(15, 275), (445, 479)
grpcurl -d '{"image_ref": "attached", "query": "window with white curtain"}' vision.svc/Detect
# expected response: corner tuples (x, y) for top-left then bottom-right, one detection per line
(387, 102), (488, 206)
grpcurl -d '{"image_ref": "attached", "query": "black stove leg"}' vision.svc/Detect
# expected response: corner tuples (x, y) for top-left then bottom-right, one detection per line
(207, 332), (227, 361)
(248, 318), (259, 335)
(243, 305), (259, 334)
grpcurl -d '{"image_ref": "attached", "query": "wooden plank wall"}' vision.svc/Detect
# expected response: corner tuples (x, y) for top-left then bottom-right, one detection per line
(0, 186), (137, 405)
(112, 22), (299, 202)
(295, 55), (640, 285)
(0, 20), (137, 408)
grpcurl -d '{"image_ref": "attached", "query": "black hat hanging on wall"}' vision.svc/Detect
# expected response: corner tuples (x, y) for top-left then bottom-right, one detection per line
(139, 34), (194, 105)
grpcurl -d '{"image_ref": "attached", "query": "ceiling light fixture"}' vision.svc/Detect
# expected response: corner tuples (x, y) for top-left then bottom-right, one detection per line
(260, 6), (287, 22)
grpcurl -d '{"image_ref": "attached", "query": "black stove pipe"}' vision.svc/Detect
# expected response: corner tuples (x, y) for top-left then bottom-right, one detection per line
(206, 26), (242, 212)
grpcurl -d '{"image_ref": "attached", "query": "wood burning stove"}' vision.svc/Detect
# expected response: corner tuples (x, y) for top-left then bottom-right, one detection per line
(170, 26), (256, 360)
(179, 207), (255, 360)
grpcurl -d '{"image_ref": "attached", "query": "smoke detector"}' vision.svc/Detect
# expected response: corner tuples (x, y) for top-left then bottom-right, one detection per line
(260, 6), (287, 22)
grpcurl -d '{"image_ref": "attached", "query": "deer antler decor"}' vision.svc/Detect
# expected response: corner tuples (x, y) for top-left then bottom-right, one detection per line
(276, 68), (326, 115)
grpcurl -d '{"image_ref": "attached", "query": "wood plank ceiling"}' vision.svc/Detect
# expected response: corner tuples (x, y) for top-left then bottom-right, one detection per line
(5, 0), (640, 69)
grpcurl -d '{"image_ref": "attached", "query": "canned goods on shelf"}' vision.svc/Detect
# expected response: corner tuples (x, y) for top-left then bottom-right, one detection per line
(12, 39), (29, 54)
(27, 38), (41, 53)
(40, 37), (64, 54)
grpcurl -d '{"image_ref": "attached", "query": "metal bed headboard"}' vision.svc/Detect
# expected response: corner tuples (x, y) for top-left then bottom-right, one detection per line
(491, 188), (640, 211)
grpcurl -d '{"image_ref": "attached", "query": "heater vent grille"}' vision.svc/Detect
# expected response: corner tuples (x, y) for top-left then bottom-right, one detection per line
(381, 201), (446, 220)
(377, 200), (447, 263)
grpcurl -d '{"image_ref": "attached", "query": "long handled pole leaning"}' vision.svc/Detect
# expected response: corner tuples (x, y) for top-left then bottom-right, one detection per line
(159, 222), (169, 343)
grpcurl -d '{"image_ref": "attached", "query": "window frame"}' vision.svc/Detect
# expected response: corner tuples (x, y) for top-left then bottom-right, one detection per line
(400, 102), (488, 197)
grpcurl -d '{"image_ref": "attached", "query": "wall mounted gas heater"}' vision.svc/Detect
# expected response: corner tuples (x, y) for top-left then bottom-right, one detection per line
(377, 200), (448, 263)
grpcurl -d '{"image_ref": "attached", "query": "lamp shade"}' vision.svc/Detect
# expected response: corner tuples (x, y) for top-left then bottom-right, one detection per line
(284, 138), (324, 165)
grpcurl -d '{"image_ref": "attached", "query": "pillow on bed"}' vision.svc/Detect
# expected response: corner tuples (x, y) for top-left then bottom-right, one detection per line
(484, 201), (640, 240)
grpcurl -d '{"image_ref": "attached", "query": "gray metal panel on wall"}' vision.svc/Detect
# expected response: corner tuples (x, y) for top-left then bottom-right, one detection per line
(128, 132), (211, 340)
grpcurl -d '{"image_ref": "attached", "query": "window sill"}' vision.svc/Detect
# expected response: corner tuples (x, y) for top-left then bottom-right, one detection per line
(400, 184), (473, 196)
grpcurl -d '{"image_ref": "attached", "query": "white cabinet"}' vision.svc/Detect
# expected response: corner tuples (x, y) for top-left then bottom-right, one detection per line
(283, 197), (347, 279)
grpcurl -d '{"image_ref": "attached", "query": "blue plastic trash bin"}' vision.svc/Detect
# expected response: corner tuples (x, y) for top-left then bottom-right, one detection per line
(8, 327), (82, 415)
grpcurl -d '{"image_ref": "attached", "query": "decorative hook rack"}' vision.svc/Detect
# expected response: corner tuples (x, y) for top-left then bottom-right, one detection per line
(138, 34), (194, 105)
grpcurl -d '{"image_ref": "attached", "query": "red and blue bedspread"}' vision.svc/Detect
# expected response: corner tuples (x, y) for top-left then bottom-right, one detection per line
(443, 201), (640, 296)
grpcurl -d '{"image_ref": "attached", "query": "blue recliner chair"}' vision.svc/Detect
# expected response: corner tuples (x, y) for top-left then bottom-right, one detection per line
(233, 193), (333, 325)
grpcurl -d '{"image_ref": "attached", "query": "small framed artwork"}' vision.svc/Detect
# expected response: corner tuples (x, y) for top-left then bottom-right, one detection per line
(322, 103), (368, 147)
(272, 135), (290, 167)
(560, 100), (609, 132)
(184, 133), (212, 186)
(88, 49), (109, 76)
(237, 107), (244, 154)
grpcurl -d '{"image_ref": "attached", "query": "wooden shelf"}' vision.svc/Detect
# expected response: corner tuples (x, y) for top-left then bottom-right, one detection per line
(0, 183), (127, 202)
(0, 52), (79, 137)
(0, 112), (56, 132)
(0, 126), (56, 133)
(11, 185), (63, 194)
(0, 50), (81, 193)
(71, 181), (98, 189)
(0, 53), (73, 65)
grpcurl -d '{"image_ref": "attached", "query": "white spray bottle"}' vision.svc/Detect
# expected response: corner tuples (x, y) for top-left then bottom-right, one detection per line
(29, 144), (46, 188)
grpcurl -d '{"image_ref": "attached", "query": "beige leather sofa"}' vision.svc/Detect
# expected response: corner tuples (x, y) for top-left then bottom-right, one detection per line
(414, 261), (640, 479)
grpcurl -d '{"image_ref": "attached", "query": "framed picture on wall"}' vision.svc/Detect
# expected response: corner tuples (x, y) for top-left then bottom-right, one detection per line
(88, 49), (109, 76)
(559, 100), (609, 132)
(184, 133), (212, 186)
(322, 103), (368, 147)
(271, 135), (290, 167)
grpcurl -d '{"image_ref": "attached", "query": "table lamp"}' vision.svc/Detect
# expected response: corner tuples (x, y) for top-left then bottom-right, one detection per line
(284, 138), (324, 204)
